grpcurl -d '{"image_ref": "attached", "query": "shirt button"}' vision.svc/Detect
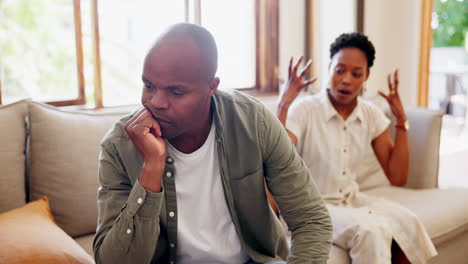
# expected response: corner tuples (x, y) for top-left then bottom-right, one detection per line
(368, 210), (373, 214)
(343, 149), (347, 153)
(126, 229), (131, 234)
(170, 243), (175, 248)
(339, 189), (342, 193)
(169, 211), (175, 217)
(137, 198), (143, 204)
(166, 157), (174, 164)
(342, 171), (346, 175)
(343, 126), (347, 131)
(166, 172), (172, 178)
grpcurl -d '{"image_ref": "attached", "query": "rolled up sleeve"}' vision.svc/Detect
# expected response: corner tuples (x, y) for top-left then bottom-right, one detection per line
(260, 106), (333, 264)
(93, 141), (164, 264)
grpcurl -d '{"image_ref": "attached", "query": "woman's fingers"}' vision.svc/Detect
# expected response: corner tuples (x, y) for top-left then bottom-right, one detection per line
(387, 73), (393, 90)
(293, 56), (304, 75)
(299, 59), (313, 77)
(387, 69), (400, 95)
(393, 69), (399, 93)
(378, 91), (390, 102)
(288, 57), (293, 78)
(305, 77), (318, 87)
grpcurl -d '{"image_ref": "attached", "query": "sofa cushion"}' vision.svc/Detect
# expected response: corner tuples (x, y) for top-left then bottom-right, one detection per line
(74, 234), (95, 257)
(363, 186), (468, 244)
(387, 107), (443, 189)
(0, 197), (94, 264)
(28, 101), (129, 237)
(0, 100), (28, 213)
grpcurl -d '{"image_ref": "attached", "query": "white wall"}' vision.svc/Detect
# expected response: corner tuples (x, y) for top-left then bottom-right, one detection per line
(318, 0), (357, 92)
(364, 0), (422, 106)
(278, 0), (357, 94)
(277, 0), (423, 106)
(278, 0), (306, 93)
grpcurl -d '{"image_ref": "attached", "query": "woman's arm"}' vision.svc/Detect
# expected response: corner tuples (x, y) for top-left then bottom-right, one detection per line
(372, 128), (409, 186)
(277, 102), (299, 144)
(277, 56), (317, 145)
(372, 69), (409, 186)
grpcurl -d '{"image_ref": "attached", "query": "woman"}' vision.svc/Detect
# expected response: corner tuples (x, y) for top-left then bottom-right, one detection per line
(277, 33), (437, 264)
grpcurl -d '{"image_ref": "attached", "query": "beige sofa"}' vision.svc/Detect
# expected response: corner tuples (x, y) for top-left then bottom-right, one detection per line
(1, 100), (467, 263)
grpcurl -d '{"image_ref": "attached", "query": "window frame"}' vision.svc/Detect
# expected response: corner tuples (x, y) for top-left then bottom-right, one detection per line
(0, 0), (86, 106)
(417, 0), (434, 107)
(90, 0), (279, 107)
(49, 0), (86, 107)
(0, 0), (279, 106)
(253, 0), (279, 94)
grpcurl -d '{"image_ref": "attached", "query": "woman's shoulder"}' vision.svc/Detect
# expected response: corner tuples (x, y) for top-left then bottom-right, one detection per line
(290, 92), (326, 111)
(359, 97), (386, 113)
(358, 97), (389, 124)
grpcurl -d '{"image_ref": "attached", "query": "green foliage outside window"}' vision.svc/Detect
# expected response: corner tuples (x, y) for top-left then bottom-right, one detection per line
(0, 0), (79, 103)
(432, 0), (468, 47)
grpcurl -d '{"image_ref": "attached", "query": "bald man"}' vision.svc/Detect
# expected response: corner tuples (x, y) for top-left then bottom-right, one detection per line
(93, 23), (332, 264)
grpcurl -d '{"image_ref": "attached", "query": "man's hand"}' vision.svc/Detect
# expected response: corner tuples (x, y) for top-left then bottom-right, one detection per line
(125, 108), (166, 192)
(378, 69), (407, 123)
(279, 56), (317, 108)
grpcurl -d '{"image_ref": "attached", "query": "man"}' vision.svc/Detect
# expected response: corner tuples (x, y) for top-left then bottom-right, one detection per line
(93, 23), (332, 264)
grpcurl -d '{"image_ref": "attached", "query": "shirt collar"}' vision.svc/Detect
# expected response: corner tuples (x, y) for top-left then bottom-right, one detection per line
(321, 89), (364, 123)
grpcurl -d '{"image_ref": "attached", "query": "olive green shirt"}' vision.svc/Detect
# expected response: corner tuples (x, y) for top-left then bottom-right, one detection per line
(93, 90), (332, 264)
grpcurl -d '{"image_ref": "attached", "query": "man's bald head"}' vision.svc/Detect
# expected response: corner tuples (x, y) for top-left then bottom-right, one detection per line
(141, 23), (220, 142)
(146, 23), (218, 82)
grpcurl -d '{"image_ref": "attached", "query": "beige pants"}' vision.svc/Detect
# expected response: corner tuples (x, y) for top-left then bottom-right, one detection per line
(327, 193), (437, 264)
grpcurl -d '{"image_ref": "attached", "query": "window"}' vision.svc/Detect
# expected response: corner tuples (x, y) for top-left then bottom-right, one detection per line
(94, 0), (185, 106)
(0, 0), (85, 106)
(0, 0), (279, 107)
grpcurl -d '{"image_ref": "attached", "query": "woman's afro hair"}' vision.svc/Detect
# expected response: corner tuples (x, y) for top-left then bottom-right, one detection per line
(329, 32), (376, 68)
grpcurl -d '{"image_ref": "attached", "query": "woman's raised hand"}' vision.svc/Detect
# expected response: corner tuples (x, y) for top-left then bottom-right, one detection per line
(280, 56), (317, 107)
(378, 69), (407, 123)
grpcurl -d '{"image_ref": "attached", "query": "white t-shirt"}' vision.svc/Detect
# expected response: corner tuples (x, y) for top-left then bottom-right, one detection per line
(286, 91), (391, 205)
(167, 122), (249, 264)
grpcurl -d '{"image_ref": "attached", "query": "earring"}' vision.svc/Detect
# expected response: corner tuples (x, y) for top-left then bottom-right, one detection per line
(361, 84), (367, 95)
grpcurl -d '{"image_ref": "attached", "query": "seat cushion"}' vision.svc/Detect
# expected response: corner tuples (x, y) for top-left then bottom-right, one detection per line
(28, 101), (129, 237)
(0, 197), (94, 264)
(74, 234), (95, 257)
(364, 186), (468, 244)
(0, 100), (28, 213)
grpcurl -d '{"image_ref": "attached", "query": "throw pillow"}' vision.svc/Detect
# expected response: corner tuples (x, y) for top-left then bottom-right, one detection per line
(0, 197), (94, 264)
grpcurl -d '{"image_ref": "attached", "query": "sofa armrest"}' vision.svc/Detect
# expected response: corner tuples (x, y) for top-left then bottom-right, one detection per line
(387, 106), (444, 189)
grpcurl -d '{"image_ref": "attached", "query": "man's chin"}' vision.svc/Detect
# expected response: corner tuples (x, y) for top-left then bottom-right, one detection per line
(160, 127), (178, 140)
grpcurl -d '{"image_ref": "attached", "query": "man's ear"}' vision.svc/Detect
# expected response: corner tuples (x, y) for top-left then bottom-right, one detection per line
(209, 77), (220, 96)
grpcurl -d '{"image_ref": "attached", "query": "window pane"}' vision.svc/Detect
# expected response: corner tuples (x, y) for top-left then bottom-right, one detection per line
(201, 0), (255, 90)
(0, 0), (79, 104)
(97, 0), (185, 106)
